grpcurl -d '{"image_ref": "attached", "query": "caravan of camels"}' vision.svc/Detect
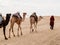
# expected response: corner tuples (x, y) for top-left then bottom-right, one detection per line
(0, 12), (54, 40)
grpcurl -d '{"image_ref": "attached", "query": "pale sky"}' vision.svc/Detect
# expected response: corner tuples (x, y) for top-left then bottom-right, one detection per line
(0, 0), (60, 16)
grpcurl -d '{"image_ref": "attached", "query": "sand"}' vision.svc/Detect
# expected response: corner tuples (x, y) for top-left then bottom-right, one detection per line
(0, 16), (60, 45)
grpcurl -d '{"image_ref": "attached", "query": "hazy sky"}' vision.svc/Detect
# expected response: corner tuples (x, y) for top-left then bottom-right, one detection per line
(0, 0), (60, 16)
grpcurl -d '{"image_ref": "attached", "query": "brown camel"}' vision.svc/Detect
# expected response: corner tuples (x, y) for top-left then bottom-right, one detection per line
(9, 12), (27, 38)
(0, 13), (11, 40)
(30, 12), (43, 32)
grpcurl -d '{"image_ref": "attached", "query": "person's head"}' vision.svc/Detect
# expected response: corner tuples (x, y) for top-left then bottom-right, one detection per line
(51, 15), (54, 17)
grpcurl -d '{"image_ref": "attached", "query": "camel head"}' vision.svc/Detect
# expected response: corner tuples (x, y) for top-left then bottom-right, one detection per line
(22, 12), (27, 21)
(38, 16), (43, 21)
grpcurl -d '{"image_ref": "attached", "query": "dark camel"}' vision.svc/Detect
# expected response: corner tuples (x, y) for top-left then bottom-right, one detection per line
(0, 13), (11, 40)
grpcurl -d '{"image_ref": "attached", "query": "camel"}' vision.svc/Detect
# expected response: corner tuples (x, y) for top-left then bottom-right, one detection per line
(0, 13), (11, 40)
(30, 12), (43, 32)
(9, 12), (27, 38)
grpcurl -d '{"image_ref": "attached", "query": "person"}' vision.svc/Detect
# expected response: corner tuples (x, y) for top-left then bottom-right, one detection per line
(50, 15), (55, 30)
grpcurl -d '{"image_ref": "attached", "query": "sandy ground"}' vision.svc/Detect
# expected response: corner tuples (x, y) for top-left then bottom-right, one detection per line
(0, 16), (60, 45)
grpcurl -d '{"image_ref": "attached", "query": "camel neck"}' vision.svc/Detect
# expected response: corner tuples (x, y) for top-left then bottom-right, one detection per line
(4, 14), (11, 26)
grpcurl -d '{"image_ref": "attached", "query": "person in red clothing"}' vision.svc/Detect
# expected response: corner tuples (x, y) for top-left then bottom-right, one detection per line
(50, 15), (55, 30)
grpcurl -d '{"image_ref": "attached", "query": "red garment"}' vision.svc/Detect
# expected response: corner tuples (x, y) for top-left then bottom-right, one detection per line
(50, 16), (55, 26)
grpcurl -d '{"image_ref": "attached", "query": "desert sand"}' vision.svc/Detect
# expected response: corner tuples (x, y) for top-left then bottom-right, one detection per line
(0, 16), (60, 45)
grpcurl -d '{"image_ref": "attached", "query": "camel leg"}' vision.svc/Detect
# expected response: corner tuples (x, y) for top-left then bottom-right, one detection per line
(9, 27), (11, 38)
(30, 24), (33, 32)
(3, 26), (8, 40)
(34, 23), (37, 32)
(12, 25), (15, 37)
(9, 23), (14, 38)
(19, 26), (23, 35)
(9, 23), (15, 38)
(17, 25), (19, 37)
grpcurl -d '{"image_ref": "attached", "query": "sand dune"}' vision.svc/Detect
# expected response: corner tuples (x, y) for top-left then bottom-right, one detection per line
(0, 16), (60, 45)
